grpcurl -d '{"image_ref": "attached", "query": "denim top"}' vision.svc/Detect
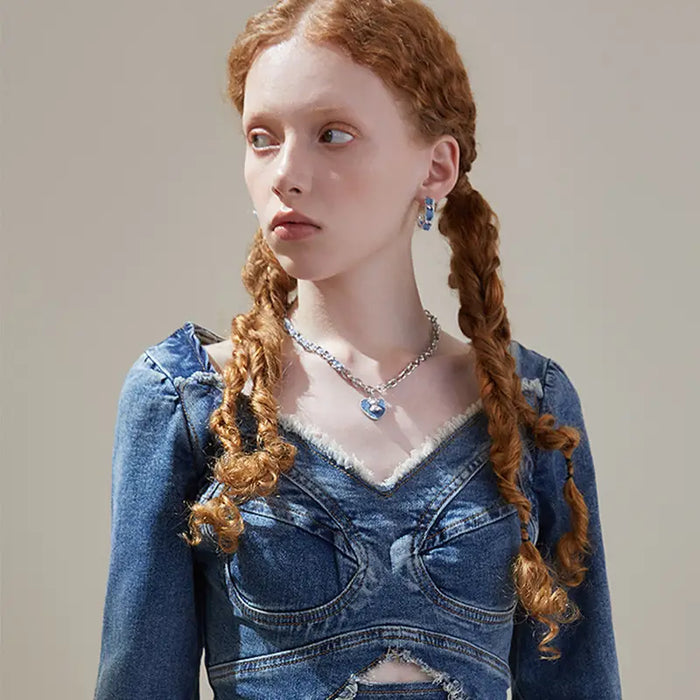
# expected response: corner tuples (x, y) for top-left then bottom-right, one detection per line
(94, 321), (622, 699)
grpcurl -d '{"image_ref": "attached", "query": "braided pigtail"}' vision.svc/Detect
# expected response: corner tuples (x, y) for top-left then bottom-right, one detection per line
(440, 176), (592, 658)
(183, 228), (299, 553)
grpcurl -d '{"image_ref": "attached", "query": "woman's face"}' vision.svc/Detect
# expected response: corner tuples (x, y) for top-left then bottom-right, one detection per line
(242, 34), (435, 281)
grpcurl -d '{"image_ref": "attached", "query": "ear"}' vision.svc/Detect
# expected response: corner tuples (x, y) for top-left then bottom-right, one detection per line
(417, 135), (460, 203)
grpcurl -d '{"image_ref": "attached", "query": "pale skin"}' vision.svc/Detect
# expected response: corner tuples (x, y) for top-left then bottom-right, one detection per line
(206, 34), (481, 684)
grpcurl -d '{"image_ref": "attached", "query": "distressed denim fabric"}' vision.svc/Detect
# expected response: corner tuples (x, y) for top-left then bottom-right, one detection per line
(93, 322), (622, 699)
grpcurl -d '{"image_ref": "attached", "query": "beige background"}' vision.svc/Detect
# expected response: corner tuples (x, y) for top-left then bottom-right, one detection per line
(3, 1), (699, 697)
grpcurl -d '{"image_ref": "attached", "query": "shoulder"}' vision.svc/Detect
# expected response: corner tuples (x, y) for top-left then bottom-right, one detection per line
(134, 321), (216, 383)
(116, 320), (223, 424)
(510, 338), (586, 430)
(113, 350), (197, 478)
(117, 323), (198, 427)
(508, 336), (548, 378)
(116, 321), (232, 475)
(508, 337), (585, 417)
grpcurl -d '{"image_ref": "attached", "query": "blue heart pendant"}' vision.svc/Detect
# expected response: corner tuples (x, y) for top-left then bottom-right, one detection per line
(361, 397), (386, 421)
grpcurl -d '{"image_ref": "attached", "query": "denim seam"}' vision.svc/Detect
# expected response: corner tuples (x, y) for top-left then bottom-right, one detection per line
(414, 453), (490, 541)
(222, 552), (366, 626)
(240, 499), (349, 537)
(282, 469), (365, 546)
(412, 550), (517, 625)
(420, 501), (519, 547)
(236, 502), (358, 563)
(208, 626), (511, 681)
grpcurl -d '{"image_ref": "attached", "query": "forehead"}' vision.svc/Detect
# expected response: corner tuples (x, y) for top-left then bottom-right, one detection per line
(242, 37), (401, 126)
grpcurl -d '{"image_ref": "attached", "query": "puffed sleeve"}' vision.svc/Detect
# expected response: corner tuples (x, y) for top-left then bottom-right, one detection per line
(94, 353), (203, 699)
(508, 358), (623, 699)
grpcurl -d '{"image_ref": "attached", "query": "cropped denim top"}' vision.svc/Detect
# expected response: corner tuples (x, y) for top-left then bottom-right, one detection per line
(93, 321), (622, 699)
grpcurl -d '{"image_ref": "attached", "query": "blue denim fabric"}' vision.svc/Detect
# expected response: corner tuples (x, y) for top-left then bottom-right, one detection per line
(94, 321), (622, 699)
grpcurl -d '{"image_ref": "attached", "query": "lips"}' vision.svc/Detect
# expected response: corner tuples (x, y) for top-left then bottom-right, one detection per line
(271, 211), (320, 230)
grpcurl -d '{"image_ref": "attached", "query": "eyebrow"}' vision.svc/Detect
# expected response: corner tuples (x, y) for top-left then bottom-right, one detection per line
(242, 105), (357, 128)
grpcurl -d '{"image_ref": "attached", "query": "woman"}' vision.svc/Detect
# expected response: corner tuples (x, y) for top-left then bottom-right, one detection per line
(94, 1), (622, 698)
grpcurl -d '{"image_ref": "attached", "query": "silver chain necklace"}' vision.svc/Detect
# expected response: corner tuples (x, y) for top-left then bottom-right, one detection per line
(282, 309), (441, 421)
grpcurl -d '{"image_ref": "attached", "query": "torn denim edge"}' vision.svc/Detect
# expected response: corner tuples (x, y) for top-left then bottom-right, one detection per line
(335, 645), (470, 700)
(520, 376), (543, 399)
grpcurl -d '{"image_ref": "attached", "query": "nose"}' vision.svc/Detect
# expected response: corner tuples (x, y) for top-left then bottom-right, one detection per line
(271, 136), (311, 197)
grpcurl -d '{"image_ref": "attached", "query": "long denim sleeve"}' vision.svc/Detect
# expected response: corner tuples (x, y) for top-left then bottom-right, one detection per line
(94, 352), (203, 699)
(509, 358), (623, 699)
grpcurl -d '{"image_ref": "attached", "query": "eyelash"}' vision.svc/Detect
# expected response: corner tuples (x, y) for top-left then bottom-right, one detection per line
(247, 127), (354, 151)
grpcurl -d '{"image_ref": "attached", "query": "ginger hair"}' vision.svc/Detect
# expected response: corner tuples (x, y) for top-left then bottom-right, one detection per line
(182, 0), (592, 661)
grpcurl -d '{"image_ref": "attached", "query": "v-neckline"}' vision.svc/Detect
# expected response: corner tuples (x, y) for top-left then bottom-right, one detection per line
(275, 399), (485, 492)
(187, 321), (486, 493)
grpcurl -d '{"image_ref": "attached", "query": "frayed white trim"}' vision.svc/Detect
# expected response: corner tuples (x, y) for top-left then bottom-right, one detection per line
(335, 674), (360, 700)
(276, 377), (541, 490)
(277, 397), (484, 490)
(335, 646), (468, 699)
(521, 376), (543, 399)
(188, 370), (224, 389)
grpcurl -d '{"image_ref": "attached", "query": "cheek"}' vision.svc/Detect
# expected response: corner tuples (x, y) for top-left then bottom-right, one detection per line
(355, 157), (413, 212)
(322, 173), (410, 247)
(329, 169), (393, 225)
(243, 157), (261, 196)
(243, 151), (272, 199)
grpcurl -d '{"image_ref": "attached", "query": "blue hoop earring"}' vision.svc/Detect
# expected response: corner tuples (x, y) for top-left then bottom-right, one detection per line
(417, 196), (435, 231)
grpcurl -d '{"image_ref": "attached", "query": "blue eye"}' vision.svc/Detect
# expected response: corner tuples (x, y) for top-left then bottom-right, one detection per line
(320, 128), (354, 144)
(250, 133), (271, 149)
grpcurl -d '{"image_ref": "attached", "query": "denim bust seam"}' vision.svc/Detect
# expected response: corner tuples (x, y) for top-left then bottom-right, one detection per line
(237, 499), (358, 563)
(223, 548), (367, 626)
(420, 501), (518, 548)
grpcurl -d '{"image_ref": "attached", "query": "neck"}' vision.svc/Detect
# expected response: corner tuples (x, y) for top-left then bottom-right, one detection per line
(286, 279), (438, 379)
